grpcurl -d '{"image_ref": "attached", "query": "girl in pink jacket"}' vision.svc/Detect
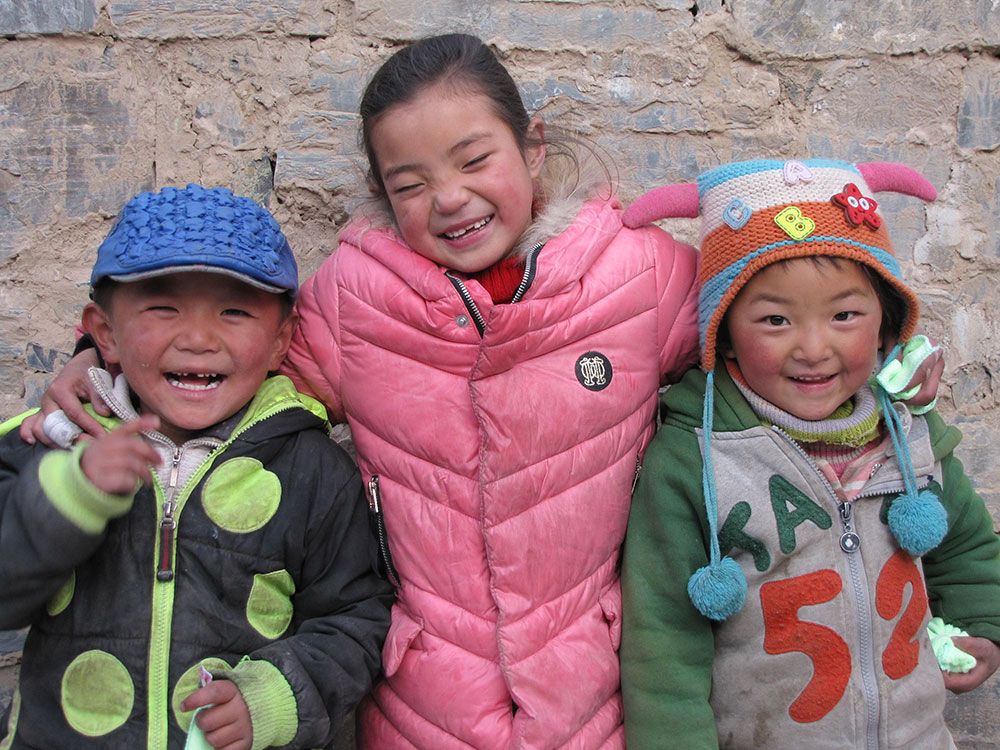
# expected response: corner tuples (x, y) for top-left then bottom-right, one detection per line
(282, 34), (700, 749)
(28, 33), (701, 749)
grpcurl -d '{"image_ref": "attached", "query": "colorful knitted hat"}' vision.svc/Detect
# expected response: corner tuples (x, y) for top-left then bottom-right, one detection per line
(624, 159), (945, 622)
(625, 158), (936, 371)
(91, 184), (297, 295)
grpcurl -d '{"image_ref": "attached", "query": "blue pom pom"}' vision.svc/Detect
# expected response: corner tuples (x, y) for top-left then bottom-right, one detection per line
(688, 558), (747, 621)
(888, 489), (948, 555)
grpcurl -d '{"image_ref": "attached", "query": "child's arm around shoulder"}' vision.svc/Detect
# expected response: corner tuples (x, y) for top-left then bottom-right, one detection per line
(920, 411), (1000, 691)
(621, 402), (720, 749)
(187, 429), (393, 749)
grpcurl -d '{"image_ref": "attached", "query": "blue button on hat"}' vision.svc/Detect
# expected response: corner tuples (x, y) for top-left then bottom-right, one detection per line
(91, 184), (298, 295)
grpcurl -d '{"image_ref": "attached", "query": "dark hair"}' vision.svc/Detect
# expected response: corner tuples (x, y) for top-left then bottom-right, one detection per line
(856, 262), (907, 339)
(717, 256), (909, 353)
(90, 278), (118, 311)
(359, 33), (534, 197)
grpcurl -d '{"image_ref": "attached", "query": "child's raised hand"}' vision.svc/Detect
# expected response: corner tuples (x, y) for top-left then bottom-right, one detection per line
(943, 636), (1000, 694)
(182, 680), (253, 750)
(899, 346), (944, 411)
(19, 348), (107, 446)
(878, 334), (945, 412)
(80, 416), (161, 495)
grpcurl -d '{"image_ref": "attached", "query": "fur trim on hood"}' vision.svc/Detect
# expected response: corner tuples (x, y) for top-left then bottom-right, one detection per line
(344, 138), (615, 258)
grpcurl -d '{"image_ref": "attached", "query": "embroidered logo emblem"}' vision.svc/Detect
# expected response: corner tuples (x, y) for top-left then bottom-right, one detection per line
(576, 352), (613, 391)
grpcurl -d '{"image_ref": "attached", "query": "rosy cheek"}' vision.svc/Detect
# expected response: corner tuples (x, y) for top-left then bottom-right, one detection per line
(737, 346), (781, 375)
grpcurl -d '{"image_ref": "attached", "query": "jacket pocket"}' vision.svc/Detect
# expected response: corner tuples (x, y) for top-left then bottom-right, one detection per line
(599, 580), (623, 651)
(383, 606), (423, 677)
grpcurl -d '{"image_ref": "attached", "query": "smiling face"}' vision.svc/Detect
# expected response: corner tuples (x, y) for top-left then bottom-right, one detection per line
(723, 258), (883, 421)
(86, 273), (295, 444)
(369, 81), (545, 273)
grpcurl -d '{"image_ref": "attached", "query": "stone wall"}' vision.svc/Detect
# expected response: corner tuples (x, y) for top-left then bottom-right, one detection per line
(1, 0), (998, 746)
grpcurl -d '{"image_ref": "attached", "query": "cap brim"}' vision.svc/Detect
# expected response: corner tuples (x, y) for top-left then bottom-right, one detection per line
(106, 265), (290, 294)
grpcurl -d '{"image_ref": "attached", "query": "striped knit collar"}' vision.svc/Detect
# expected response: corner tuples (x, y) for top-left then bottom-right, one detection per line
(725, 360), (882, 448)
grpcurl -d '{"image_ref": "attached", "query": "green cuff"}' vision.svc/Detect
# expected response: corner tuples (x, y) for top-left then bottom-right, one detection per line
(927, 617), (977, 673)
(224, 658), (298, 750)
(38, 444), (135, 535)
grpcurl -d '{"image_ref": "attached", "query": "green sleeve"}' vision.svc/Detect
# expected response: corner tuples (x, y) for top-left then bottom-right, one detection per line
(621, 420), (720, 750)
(223, 658), (297, 750)
(0, 408), (39, 438)
(39, 444), (135, 535)
(923, 446), (1000, 644)
(0, 432), (134, 630)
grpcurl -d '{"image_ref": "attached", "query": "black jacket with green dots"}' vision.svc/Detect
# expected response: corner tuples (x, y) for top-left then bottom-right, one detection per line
(0, 376), (393, 749)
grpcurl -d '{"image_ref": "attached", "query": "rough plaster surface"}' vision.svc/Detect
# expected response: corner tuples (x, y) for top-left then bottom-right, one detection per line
(1, 0), (998, 745)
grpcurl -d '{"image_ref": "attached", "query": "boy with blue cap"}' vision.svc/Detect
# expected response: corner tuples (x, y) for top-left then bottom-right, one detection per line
(0, 184), (393, 749)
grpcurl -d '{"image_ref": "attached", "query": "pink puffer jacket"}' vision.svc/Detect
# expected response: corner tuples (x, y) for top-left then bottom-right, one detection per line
(284, 197), (698, 749)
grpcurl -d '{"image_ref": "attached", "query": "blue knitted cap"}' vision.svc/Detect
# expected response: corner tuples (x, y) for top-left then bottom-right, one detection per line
(91, 184), (297, 295)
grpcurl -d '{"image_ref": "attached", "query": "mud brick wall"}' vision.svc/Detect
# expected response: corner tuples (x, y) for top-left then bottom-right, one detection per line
(1, 1), (999, 745)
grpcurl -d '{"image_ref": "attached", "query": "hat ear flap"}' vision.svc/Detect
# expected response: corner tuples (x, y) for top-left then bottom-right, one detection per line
(856, 162), (937, 202)
(622, 183), (700, 228)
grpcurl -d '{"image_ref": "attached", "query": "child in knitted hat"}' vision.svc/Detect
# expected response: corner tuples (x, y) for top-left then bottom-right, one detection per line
(0, 185), (392, 750)
(619, 159), (1000, 749)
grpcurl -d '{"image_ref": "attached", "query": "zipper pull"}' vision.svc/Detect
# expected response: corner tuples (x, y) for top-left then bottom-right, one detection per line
(157, 449), (182, 582)
(157, 515), (176, 581)
(367, 475), (381, 514)
(838, 501), (860, 553)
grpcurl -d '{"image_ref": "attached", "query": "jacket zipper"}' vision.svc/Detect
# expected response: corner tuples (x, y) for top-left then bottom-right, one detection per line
(367, 475), (400, 588)
(146, 402), (299, 748)
(444, 243), (543, 337)
(510, 243), (543, 304)
(157, 448), (182, 581)
(770, 425), (881, 750)
(838, 500), (861, 553)
(150, 404), (300, 586)
(445, 273), (487, 336)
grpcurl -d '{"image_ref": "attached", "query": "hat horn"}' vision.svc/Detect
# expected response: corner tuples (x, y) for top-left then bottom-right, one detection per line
(856, 162), (937, 202)
(622, 183), (700, 228)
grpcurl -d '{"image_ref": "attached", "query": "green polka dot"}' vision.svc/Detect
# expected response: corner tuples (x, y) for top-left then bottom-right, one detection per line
(247, 570), (296, 639)
(61, 650), (134, 737)
(46, 573), (75, 617)
(171, 658), (231, 731)
(0, 687), (20, 750)
(201, 457), (281, 533)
